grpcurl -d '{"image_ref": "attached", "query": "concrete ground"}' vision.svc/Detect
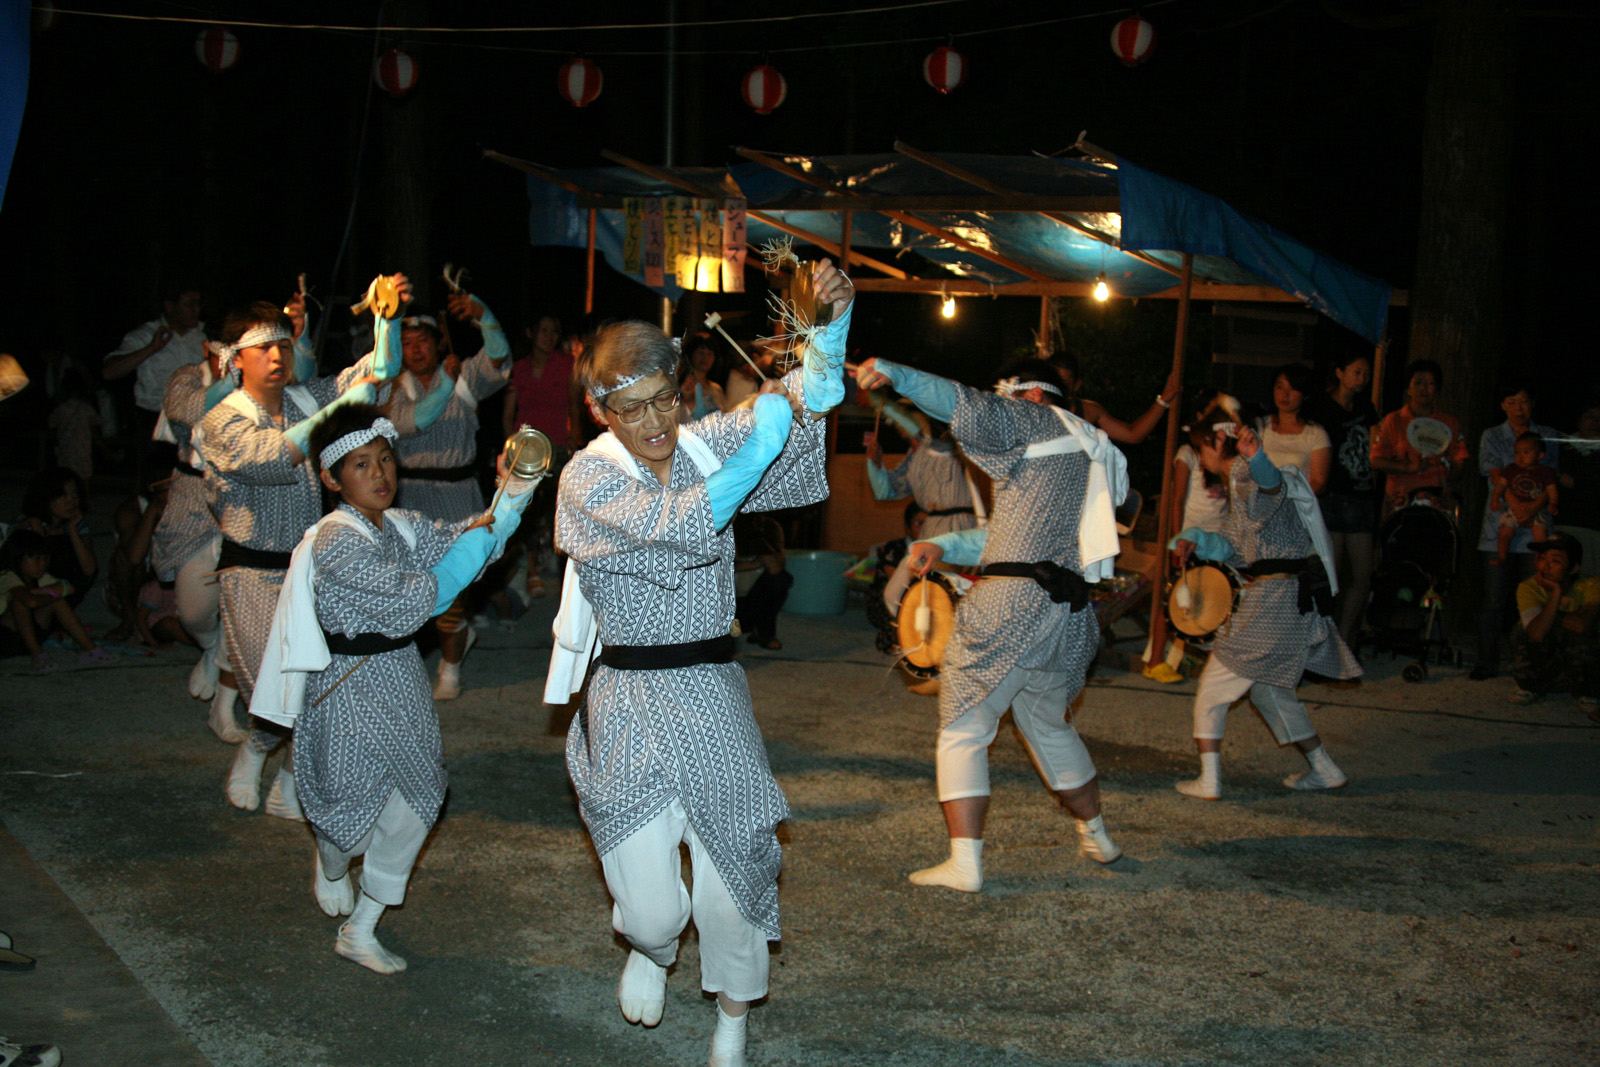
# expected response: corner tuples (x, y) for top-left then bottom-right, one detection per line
(2, 481), (1597, 1066)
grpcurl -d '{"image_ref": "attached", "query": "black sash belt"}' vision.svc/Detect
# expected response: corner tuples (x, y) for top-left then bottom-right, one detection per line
(980, 561), (1090, 612)
(599, 634), (737, 671)
(402, 463), (476, 482)
(324, 630), (417, 656)
(218, 539), (292, 572)
(1247, 557), (1334, 617)
(926, 506), (976, 518)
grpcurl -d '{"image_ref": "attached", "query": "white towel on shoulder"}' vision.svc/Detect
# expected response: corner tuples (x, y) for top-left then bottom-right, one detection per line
(1022, 407), (1128, 583)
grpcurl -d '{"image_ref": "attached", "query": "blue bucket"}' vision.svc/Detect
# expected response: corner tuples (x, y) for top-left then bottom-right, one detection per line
(783, 550), (854, 616)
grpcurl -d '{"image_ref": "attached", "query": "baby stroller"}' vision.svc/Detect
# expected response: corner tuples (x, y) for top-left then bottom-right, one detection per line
(1364, 496), (1462, 681)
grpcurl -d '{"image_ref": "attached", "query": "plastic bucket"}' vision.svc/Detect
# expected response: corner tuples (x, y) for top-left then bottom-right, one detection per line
(783, 550), (854, 616)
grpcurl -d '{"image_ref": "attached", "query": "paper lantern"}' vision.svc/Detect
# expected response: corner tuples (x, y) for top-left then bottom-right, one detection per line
(374, 48), (419, 98)
(922, 46), (967, 94)
(557, 57), (603, 107)
(741, 65), (787, 115)
(1110, 15), (1155, 67)
(194, 26), (239, 74)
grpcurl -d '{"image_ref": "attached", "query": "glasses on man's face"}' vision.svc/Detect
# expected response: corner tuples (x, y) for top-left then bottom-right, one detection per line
(605, 387), (682, 424)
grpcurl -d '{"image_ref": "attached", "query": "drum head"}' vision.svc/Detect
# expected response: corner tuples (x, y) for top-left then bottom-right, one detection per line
(897, 573), (958, 669)
(1167, 565), (1237, 639)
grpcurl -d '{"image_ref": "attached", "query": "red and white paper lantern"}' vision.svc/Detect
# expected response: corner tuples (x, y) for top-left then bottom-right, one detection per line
(557, 57), (603, 108)
(741, 65), (787, 115)
(1110, 15), (1155, 67)
(194, 26), (239, 74)
(374, 48), (419, 98)
(922, 45), (967, 94)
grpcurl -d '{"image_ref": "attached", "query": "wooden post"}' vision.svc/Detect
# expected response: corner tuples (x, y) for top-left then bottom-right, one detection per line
(1144, 253), (1193, 671)
(1370, 334), (1388, 411)
(1038, 296), (1052, 356)
(840, 210), (853, 275)
(585, 208), (597, 315)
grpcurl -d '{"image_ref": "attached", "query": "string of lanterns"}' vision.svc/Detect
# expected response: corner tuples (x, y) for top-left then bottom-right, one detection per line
(187, 13), (1158, 110)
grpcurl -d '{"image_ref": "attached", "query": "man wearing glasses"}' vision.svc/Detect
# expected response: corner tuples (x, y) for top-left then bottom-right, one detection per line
(548, 263), (852, 1067)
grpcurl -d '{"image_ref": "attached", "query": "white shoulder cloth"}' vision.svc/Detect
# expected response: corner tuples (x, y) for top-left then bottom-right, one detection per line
(543, 430), (721, 704)
(1021, 406), (1129, 583)
(1278, 466), (1339, 597)
(250, 509), (417, 729)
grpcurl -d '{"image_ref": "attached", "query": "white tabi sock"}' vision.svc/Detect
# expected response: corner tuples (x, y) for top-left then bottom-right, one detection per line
(1286, 746), (1348, 791)
(314, 849), (355, 917)
(264, 768), (306, 822)
(1177, 751), (1222, 800)
(336, 893), (406, 974)
(708, 1004), (749, 1067)
(189, 644), (218, 700)
(207, 683), (246, 744)
(618, 949), (668, 1027)
(909, 837), (983, 892)
(224, 742), (267, 811)
(1075, 814), (1123, 864)
(432, 659), (462, 701)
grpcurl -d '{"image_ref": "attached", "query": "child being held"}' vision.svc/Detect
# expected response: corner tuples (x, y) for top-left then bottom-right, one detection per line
(1491, 431), (1559, 563)
(0, 529), (116, 670)
(248, 406), (532, 974)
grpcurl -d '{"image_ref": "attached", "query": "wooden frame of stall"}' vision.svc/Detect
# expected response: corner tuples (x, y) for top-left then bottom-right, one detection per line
(487, 142), (1407, 668)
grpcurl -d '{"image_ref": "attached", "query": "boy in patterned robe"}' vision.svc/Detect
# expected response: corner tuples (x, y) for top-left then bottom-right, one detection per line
(551, 263), (852, 1067)
(1171, 423), (1361, 799)
(852, 357), (1126, 893)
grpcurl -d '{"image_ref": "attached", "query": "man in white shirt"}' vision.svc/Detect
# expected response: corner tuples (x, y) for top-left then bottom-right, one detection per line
(104, 284), (207, 454)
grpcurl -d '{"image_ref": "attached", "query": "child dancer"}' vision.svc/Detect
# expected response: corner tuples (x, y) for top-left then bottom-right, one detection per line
(251, 407), (529, 973)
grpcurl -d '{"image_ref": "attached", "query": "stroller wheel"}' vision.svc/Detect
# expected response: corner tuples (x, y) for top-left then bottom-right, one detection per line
(1403, 662), (1427, 683)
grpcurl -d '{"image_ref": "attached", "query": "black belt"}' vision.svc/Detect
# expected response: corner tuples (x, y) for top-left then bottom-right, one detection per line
(926, 506), (975, 518)
(980, 561), (1090, 612)
(599, 634), (736, 671)
(218, 539), (292, 572)
(324, 630), (417, 656)
(402, 463), (476, 482)
(1247, 557), (1333, 617)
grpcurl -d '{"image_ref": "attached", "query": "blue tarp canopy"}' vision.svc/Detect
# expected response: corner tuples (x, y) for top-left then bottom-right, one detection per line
(510, 147), (1393, 345)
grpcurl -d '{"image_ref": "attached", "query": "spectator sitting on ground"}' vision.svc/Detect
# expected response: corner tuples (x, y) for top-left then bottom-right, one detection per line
(15, 467), (97, 609)
(0, 528), (115, 670)
(1509, 533), (1599, 720)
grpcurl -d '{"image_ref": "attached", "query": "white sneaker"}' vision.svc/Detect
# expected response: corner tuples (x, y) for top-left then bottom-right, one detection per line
(0, 1036), (62, 1067)
(1076, 816), (1123, 864)
(1285, 768), (1349, 791)
(1175, 777), (1221, 800)
(207, 686), (247, 744)
(432, 668), (461, 701)
(225, 744), (266, 811)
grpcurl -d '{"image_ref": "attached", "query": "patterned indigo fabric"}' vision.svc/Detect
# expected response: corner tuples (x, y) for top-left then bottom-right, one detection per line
(559, 371), (827, 940)
(202, 362), (370, 699)
(1210, 456), (1362, 687)
(297, 505), (470, 852)
(150, 361), (219, 581)
(389, 347), (511, 522)
(874, 440), (980, 538)
(938, 387), (1097, 732)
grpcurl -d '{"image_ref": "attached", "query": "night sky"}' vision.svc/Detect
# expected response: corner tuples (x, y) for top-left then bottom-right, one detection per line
(2, 0), (1595, 443)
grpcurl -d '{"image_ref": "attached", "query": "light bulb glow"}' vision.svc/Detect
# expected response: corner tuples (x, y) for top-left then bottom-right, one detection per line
(1093, 278), (1110, 301)
(941, 295), (956, 318)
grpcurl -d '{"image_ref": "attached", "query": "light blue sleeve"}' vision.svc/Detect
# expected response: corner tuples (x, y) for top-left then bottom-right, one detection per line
(292, 331), (316, 383)
(411, 372), (454, 431)
(800, 300), (852, 412)
(474, 299), (511, 363)
(283, 383), (379, 453)
(1169, 527), (1235, 562)
(203, 375), (234, 413)
(1248, 450), (1282, 490)
(924, 526), (988, 567)
(428, 526), (495, 615)
(704, 393), (793, 529)
(875, 359), (957, 424)
(371, 315), (401, 380)
(486, 478), (534, 554)
(866, 459), (896, 501)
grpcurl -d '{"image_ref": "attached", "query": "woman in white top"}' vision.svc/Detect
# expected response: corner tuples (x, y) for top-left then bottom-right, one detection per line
(1255, 363), (1331, 493)
(1146, 420), (1233, 682)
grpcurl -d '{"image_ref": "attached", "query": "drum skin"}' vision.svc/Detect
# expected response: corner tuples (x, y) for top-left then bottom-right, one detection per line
(898, 572), (959, 669)
(1166, 562), (1241, 642)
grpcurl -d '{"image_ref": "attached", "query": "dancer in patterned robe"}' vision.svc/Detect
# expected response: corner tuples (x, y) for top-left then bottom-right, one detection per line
(551, 262), (852, 1067)
(202, 285), (405, 815)
(1171, 421), (1360, 800)
(248, 408), (525, 973)
(383, 292), (511, 699)
(852, 357), (1126, 893)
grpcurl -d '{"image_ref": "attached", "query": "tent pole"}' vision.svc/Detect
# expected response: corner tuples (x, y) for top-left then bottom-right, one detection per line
(1370, 334), (1388, 411)
(1038, 296), (1052, 356)
(840, 209), (853, 274)
(1145, 252), (1193, 672)
(585, 208), (597, 315)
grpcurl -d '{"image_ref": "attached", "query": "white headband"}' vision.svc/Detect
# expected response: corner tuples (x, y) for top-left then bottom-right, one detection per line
(994, 377), (1062, 398)
(588, 370), (650, 400)
(401, 314), (439, 331)
(319, 417), (398, 469)
(224, 322), (292, 358)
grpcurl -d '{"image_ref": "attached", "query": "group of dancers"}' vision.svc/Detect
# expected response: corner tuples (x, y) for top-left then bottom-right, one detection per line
(143, 261), (1355, 1067)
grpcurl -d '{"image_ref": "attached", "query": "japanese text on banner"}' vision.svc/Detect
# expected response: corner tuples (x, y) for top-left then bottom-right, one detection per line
(622, 198), (643, 276)
(721, 197), (747, 293)
(643, 198), (666, 288)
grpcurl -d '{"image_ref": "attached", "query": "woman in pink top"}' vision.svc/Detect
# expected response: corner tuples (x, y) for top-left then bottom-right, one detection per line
(503, 314), (579, 597)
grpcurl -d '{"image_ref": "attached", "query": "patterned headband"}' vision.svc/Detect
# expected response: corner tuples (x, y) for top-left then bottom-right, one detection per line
(224, 322), (292, 358)
(319, 417), (398, 469)
(205, 339), (233, 377)
(587, 370), (650, 399)
(994, 377), (1063, 398)
(401, 314), (439, 331)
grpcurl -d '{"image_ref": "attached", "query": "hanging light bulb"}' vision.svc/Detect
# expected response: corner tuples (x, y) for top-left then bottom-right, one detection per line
(1093, 275), (1110, 301)
(941, 294), (957, 318)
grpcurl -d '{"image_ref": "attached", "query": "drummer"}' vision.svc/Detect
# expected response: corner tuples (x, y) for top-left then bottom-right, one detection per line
(854, 356), (1127, 893)
(1170, 419), (1361, 800)
(1370, 359), (1469, 521)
